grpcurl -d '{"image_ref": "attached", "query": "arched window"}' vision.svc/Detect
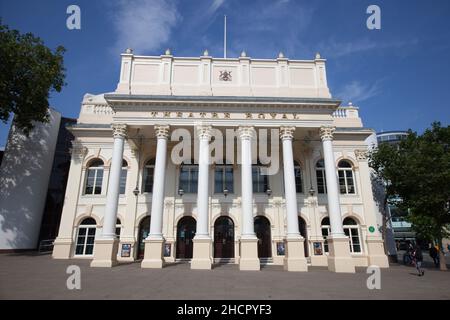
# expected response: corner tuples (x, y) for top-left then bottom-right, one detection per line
(343, 217), (361, 253)
(316, 160), (327, 194)
(75, 218), (97, 256)
(85, 159), (104, 195)
(321, 217), (331, 253)
(120, 160), (128, 195)
(179, 162), (198, 193)
(294, 161), (303, 193)
(214, 165), (234, 194)
(143, 159), (155, 193)
(115, 218), (122, 237)
(252, 163), (269, 194)
(338, 160), (356, 194)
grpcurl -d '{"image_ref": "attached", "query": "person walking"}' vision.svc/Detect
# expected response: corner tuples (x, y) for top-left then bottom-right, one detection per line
(429, 244), (439, 267)
(413, 244), (425, 276)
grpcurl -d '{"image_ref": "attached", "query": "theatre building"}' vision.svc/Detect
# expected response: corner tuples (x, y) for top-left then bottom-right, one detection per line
(52, 49), (389, 273)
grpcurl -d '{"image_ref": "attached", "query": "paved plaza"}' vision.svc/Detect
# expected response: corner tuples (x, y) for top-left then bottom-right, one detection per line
(0, 253), (449, 300)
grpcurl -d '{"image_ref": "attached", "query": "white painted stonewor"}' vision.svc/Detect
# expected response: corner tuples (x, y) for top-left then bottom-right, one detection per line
(320, 126), (345, 237)
(280, 127), (301, 238)
(239, 126), (256, 238)
(148, 125), (170, 239)
(195, 125), (212, 238)
(102, 124), (127, 239)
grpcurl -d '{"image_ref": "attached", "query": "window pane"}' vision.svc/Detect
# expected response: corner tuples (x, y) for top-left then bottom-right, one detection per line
(88, 228), (96, 236)
(75, 245), (84, 255)
(144, 167), (154, 193)
(225, 167), (234, 193)
(85, 170), (95, 194)
(78, 228), (86, 236)
(85, 244), (94, 255)
(295, 168), (303, 193)
(190, 168), (198, 193)
(76, 235), (85, 245)
(353, 244), (361, 253)
(119, 169), (127, 194)
(214, 168), (223, 193)
(94, 169), (103, 194)
(179, 168), (189, 192)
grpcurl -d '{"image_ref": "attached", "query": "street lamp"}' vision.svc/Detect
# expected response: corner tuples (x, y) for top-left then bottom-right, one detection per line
(266, 188), (272, 196)
(178, 188), (185, 197)
(309, 187), (315, 197)
(133, 187), (140, 196)
(223, 187), (229, 197)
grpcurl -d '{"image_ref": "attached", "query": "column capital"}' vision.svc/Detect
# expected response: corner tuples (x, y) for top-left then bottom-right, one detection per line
(112, 123), (128, 139)
(354, 149), (368, 161)
(238, 126), (256, 140)
(196, 124), (213, 140)
(319, 125), (336, 141)
(154, 125), (170, 139)
(280, 126), (296, 140)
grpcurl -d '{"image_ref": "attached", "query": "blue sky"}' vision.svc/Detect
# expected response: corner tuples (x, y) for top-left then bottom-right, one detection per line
(1, 0), (449, 148)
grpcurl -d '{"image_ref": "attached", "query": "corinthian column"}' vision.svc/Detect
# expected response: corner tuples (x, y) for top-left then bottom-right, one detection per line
(142, 125), (170, 269)
(191, 125), (213, 270)
(320, 125), (355, 273)
(238, 126), (260, 271)
(280, 127), (307, 272)
(91, 124), (127, 268)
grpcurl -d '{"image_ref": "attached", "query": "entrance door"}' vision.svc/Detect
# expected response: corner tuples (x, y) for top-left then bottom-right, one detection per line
(298, 216), (309, 257)
(137, 216), (150, 260)
(254, 216), (272, 258)
(214, 216), (235, 259)
(176, 217), (196, 259)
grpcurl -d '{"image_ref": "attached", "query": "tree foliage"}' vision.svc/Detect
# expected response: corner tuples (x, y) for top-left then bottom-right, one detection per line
(369, 122), (450, 269)
(0, 21), (66, 134)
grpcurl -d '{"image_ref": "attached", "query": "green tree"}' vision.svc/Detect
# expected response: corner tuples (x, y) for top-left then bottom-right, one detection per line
(0, 21), (66, 134)
(369, 122), (450, 270)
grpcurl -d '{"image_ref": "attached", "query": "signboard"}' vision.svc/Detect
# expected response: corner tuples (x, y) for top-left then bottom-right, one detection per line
(276, 242), (285, 256)
(164, 243), (171, 257)
(313, 242), (323, 256)
(121, 243), (131, 257)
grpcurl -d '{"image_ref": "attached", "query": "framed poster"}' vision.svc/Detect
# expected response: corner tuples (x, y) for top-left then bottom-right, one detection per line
(121, 243), (131, 257)
(276, 242), (285, 256)
(313, 242), (323, 256)
(164, 243), (171, 257)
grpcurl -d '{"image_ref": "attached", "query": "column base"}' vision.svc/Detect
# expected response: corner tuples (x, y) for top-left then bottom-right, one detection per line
(52, 238), (73, 259)
(239, 237), (260, 271)
(90, 238), (119, 268)
(283, 237), (308, 272)
(327, 236), (355, 273)
(191, 237), (212, 270)
(366, 237), (390, 268)
(141, 237), (165, 269)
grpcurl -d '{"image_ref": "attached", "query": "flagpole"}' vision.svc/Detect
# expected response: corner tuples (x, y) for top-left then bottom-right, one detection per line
(224, 15), (227, 58)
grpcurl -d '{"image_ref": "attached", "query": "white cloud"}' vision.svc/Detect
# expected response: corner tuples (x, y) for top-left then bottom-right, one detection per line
(336, 80), (382, 103)
(207, 0), (226, 15)
(108, 0), (180, 55)
(319, 38), (419, 58)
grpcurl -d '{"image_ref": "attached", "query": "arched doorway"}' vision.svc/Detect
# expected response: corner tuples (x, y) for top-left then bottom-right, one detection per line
(137, 216), (150, 260)
(298, 216), (309, 257)
(214, 216), (235, 259)
(176, 216), (196, 259)
(254, 216), (272, 258)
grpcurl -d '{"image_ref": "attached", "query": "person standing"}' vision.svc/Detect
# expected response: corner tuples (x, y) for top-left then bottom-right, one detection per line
(429, 244), (439, 267)
(413, 244), (425, 276)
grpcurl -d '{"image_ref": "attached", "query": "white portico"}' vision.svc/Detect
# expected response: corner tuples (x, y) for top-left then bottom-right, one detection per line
(52, 50), (389, 273)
